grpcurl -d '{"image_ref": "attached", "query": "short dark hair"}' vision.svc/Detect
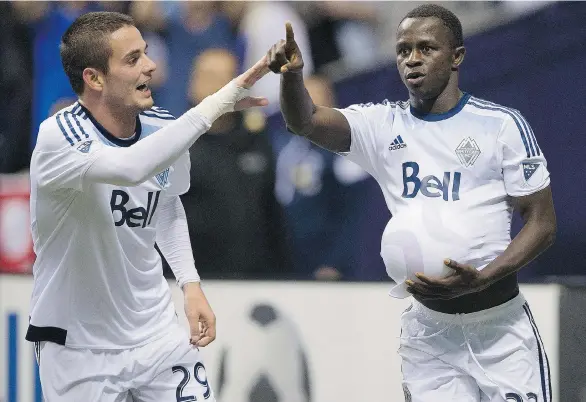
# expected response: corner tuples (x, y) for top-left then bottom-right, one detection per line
(60, 11), (135, 95)
(402, 4), (464, 48)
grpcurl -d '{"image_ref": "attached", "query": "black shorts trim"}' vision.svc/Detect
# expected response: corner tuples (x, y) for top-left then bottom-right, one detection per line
(26, 324), (67, 345)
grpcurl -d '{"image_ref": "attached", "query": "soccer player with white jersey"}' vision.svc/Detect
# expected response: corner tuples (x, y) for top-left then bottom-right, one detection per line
(26, 11), (269, 402)
(267, 4), (556, 402)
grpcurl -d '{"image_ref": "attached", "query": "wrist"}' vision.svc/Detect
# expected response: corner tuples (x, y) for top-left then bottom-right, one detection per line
(477, 266), (502, 289)
(194, 80), (249, 122)
(182, 281), (201, 293)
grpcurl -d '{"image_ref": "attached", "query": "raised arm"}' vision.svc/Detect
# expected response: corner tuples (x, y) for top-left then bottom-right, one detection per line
(34, 57), (270, 192)
(86, 57), (270, 187)
(268, 23), (351, 153)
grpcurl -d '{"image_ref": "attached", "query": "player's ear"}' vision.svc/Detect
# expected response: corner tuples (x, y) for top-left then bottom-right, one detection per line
(452, 46), (466, 70)
(82, 67), (104, 92)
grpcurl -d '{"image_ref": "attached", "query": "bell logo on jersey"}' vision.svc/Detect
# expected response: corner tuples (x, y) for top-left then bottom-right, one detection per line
(110, 190), (161, 227)
(402, 161), (461, 201)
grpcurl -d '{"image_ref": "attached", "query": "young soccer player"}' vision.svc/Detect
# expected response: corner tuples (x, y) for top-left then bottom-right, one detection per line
(26, 11), (269, 402)
(267, 4), (556, 401)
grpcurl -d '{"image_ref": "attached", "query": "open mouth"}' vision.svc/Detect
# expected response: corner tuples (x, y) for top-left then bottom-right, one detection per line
(406, 72), (425, 80)
(405, 72), (425, 85)
(136, 83), (150, 92)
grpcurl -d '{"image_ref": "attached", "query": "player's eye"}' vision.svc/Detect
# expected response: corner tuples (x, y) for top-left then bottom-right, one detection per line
(421, 46), (432, 53)
(397, 48), (410, 57)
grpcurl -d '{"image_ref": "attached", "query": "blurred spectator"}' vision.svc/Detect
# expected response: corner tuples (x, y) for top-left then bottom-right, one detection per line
(295, 1), (381, 73)
(0, 3), (33, 173)
(180, 48), (292, 280)
(230, 1), (314, 117)
(269, 75), (370, 281)
(131, 2), (237, 116)
(13, 2), (105, 148)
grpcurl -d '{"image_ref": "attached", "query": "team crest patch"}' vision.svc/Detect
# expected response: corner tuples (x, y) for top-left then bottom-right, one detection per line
(455, 137), (481, 167)
(77, 140), (93, 154)
(155, 168), (170, 187)
(523, 162), (540, 181)
(403, 384), (412, 402)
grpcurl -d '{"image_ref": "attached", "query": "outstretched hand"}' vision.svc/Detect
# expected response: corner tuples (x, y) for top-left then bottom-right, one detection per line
(267, 22), (305, 74)
(406, 259), (491, 300)
(232, 55), (271, 111)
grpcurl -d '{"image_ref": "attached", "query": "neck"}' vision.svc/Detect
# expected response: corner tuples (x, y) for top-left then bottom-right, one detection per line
(410, 74), (462, 114)
(79, 97), (137, 139)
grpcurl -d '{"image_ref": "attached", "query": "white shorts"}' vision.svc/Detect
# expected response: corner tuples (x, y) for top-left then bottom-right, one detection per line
(399, 293), (552, 402)
(36, 323), (216, 402)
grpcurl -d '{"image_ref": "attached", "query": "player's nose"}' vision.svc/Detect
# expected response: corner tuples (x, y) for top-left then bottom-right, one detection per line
(405, 50), (423, 67)
(144, 54), (157, 74)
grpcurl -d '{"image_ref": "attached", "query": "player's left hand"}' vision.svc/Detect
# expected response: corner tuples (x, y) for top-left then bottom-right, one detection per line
(406, 259), (491, 300)
(183, 282), (216, 347)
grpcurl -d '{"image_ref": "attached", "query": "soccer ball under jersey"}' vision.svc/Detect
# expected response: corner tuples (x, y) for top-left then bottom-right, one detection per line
(337, 94), (550, 298)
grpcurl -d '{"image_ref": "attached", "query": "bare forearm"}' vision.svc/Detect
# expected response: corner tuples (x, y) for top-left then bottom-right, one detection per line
(481, 219), (556, 284)
(280, 71), (316, 136)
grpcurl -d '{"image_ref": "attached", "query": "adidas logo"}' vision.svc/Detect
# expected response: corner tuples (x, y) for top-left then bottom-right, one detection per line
(389, 135), (407, 151)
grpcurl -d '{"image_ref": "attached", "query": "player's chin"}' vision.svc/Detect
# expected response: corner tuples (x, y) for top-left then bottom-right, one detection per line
(406, 83), (436, 100)
(136, 96), (154, 111)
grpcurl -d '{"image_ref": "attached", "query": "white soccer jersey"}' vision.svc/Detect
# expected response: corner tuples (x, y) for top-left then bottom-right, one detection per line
(337, 94), (550, 298)
(27, 102), (190, 348)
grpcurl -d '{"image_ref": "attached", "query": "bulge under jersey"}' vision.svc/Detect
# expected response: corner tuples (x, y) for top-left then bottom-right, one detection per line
(336, 94), (550, 298)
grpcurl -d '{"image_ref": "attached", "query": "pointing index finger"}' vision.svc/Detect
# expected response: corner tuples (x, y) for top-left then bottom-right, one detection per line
(285, 22), (295, 43)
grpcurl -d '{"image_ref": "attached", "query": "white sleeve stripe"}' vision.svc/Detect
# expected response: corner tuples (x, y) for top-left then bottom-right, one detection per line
(152, 106), (172, 114)
(140, 111), (176, 120)
(471, 96), (541, 156)
(70, 113), (89, 139)
(71, 102), (88, 120)
(55, 113), (89, 146)
(65, 112), (89, 139)
(525, 118), (541, 155)
(469, 98), (536, 158)
(62, 112), (81, 142)
(55, 114), (74, 146)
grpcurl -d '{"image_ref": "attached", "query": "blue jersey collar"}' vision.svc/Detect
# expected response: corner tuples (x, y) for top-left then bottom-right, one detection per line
(78, 103), (142, 147)
(409, 93), (471, 122)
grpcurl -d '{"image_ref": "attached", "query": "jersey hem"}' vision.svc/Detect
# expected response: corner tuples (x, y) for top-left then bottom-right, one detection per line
(26, 322), (176, 350)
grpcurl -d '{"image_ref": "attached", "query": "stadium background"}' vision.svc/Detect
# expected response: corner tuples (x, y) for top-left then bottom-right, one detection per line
(0, 1), (584, 401)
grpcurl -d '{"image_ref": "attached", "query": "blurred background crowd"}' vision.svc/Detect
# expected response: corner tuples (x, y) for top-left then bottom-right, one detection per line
(0, 1), (583, 283)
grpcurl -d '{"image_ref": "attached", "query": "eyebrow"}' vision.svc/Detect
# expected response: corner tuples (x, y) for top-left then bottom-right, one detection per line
(396, 39), (437, 49)
(123, 43), (148, 60)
